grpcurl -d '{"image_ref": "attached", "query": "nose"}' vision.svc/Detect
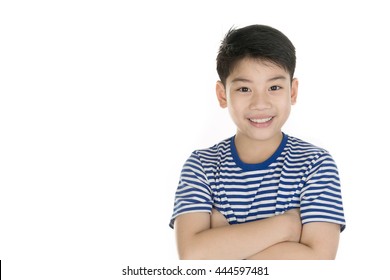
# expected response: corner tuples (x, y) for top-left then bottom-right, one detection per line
(249, 91), (271, 110)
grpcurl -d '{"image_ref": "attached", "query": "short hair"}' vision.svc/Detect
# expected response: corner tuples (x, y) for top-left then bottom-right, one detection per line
(216, 24), (296, 86)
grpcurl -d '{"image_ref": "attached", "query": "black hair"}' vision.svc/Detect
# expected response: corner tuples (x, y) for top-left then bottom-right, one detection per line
(216, 24), (296, 86)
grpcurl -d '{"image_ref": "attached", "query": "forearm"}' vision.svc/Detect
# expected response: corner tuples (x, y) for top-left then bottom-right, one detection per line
(247, 221), (341, 260)
(247, 239), (338, 260)
(246, 241), (318, 260)
(177, 214), (298, 260)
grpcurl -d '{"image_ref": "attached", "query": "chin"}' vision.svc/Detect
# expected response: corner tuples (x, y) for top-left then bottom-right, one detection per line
(243, 130), (282, 143)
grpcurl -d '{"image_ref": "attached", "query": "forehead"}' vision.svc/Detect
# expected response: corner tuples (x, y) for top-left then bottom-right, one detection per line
(228, 57), (290, 81)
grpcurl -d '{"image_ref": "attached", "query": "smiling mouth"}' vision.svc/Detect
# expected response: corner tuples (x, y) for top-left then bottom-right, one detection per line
(248, 117), (273, 123)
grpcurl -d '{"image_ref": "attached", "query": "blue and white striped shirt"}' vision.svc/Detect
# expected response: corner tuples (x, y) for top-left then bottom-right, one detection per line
(170, 133), (346, 231)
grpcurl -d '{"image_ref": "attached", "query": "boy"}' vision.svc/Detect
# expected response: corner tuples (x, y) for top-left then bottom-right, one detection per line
(169, 24), (346, 259)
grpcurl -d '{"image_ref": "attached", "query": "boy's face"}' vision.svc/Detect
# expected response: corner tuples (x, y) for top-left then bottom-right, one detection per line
(216, 57), (298, 144)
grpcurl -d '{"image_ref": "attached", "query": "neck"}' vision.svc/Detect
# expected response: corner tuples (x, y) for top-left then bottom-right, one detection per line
(234, 132), (283, 164)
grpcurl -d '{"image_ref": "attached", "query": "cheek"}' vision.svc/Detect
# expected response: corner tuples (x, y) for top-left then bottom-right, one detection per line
(227, 104), (239, 120)
(278, 100), (292, 117)
(227, 100), (246, 123)
(228, 98), (244, 115)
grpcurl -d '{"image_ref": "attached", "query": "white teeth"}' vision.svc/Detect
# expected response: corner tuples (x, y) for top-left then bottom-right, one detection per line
(249, 117), (273, 123)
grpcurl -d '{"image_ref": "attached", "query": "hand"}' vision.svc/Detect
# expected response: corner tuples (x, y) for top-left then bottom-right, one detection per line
(210, 208), (229, 228)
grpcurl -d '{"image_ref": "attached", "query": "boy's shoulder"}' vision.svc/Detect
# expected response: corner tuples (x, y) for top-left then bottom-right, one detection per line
(191, 136), (233, 162)
(285, 134), (328, 153)
(285, 134), (333, 157)
(284, 134), (337, 168)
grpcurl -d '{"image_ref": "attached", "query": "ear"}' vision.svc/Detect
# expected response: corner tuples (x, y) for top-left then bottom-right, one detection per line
(290, 78), (298, 105)
(216, 81), (228, 108)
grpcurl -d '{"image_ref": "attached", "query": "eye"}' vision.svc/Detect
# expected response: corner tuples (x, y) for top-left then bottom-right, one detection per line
(238, 87), (251, 93)
(269, 85), (281, 91)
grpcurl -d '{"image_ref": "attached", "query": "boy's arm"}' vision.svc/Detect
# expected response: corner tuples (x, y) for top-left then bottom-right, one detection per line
(246, 222), (340, 260)
(174, 209), (301, 260)
(245, 152), (344, 260)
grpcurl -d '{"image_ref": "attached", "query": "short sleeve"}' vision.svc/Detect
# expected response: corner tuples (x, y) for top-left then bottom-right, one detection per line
(169, 152), (213, 228)
(300, 151), (346, 232)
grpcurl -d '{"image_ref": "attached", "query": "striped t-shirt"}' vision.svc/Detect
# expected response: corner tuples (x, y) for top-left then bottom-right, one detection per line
(170, 133), (346, 231)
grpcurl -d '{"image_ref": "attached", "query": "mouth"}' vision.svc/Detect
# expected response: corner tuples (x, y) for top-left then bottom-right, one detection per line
(248, 117), (273, 123)
(247, 116), (274, 127)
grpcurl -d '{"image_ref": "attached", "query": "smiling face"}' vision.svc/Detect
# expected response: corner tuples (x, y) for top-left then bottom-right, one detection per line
(216, 57), (298, 147)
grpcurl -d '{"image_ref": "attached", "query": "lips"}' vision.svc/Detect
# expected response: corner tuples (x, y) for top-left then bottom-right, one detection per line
(247, 116), (274, 127)
(248, 117), (273, 123)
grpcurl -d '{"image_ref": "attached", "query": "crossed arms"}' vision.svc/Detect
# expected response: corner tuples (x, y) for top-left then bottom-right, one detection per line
(174, 208), (340, 260)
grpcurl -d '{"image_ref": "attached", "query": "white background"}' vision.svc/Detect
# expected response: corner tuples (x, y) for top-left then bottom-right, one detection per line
(1, 0), (389, 279)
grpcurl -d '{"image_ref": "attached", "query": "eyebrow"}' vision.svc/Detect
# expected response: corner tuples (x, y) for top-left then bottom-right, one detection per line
(230, 77), (253, 83)
(231, 75), (288, 83)
(267, 75), (288, 82)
